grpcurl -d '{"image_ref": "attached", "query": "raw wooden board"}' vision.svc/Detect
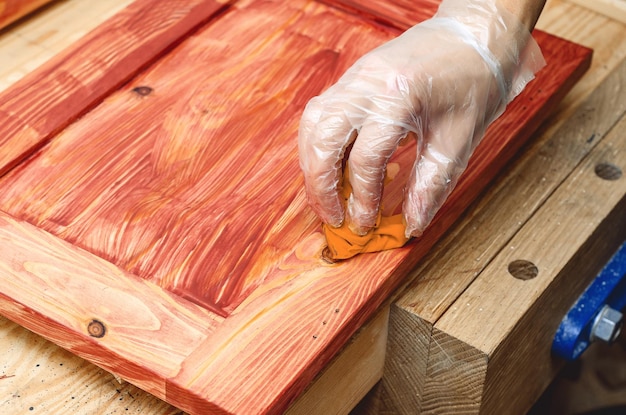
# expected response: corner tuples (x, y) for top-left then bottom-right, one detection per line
(566, 0), (626, 24)
(420, 63), (626, 415)
(0, 0), (53, 29)
(0, 0), (591, 414)
(376, 2), (626, 412)
(0, 0), (134, 93)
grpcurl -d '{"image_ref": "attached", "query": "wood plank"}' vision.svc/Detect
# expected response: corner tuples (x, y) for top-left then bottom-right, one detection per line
(0, 0), (134, 92)
(0, 316), (183, 414)
(0, 0), (592, 413)
(535, 0), (626, 120)
(424, 111), (626, 414)
(0, 211), (220, 399)
(0, 0), (53, 29)
(389, 56), (626, 414)
(566, 0), (626, 24)
(286, 307), (389, 415)
(0, 0), (229, 177)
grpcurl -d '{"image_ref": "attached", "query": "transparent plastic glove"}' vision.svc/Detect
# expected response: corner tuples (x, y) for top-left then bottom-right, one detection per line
(298, 0), (545, 238)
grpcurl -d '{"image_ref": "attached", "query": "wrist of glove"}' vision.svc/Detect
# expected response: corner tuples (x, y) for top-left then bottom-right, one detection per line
(298, 0), (546, 239)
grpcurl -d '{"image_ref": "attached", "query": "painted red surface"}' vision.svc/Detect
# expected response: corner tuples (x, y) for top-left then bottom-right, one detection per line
(0, 0), (53, 28)
(0, 0), (395, 317)
(323, 0), (441, 27)
(0, 0), (592, 413)
(0, 0), (227, 177)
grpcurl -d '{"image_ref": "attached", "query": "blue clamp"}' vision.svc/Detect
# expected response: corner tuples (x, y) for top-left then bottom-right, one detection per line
(552, 240), (626, 361)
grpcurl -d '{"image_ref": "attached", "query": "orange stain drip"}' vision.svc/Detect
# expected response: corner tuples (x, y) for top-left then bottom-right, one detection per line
(322, 169), (409, 261)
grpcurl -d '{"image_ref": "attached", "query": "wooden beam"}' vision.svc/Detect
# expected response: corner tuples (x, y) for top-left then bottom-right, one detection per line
(387, 57), (626, 413)
(424, 111), (626, 414)
(566, 0), (626, 24)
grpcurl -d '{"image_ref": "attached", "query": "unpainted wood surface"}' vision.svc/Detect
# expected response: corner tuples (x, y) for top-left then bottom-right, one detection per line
(391, 56), (626, 415)
(0, 0), (593, 413)
(0, 0), (53, 29)
(0, 0), (133, 93)
(429, 109), (626, 414)
(398, 57), (626, 413)
(0, 316), (183, 414)
(536, 0), (626, 121)
(566, 0), (626, 23)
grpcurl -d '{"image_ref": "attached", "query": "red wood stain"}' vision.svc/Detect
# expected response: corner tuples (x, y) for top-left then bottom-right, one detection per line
(323, 0), (440, 28)
(0, 0), (52, 29)
(0, 0), (396, 317)
(0, 0), (228, 177)
(0, 0), (593, 413)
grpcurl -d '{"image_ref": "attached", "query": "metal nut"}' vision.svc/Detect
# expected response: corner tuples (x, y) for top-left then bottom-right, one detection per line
(591, 305), (623, 344)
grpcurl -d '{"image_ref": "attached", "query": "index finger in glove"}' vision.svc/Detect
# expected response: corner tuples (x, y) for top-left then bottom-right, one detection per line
(298, 95), (361, 227)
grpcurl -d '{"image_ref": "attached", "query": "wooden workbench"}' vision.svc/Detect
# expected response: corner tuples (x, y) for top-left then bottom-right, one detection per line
(0, 0), (624, 414)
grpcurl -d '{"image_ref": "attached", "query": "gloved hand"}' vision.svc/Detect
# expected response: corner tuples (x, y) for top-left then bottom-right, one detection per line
(298, 0), (545, 238)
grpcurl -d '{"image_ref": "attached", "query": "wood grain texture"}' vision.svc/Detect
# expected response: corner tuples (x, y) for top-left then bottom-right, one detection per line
(0, 0), (228, 177)
(421, 329), (487, 414)
(391, 55), (626, 415)
(566, 0), (626, 24)
(0, 0), (52, 29)
(428, 111), (626, 414)
(0, 0), (134, 93)
(323, 0), (440, 28)
(378, 305), (431, 414)
(0, 211), (220, 399)
(0, 0), (396, 318)
(0, 0), (592, 413)
(0, 316), (182, 414)
(286, 307), (389, 415)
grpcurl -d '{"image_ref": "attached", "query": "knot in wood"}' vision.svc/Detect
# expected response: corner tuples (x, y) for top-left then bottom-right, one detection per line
(87, 319), (106, 338)
(132, 86), (153, 96)
(321, 247), (338, 264)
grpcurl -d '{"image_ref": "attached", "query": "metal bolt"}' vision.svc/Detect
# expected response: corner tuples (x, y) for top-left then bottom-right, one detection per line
(590, 305), (623, 344)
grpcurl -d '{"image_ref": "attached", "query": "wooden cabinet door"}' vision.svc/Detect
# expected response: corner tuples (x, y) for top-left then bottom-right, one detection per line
(0, 0), (591, 413)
